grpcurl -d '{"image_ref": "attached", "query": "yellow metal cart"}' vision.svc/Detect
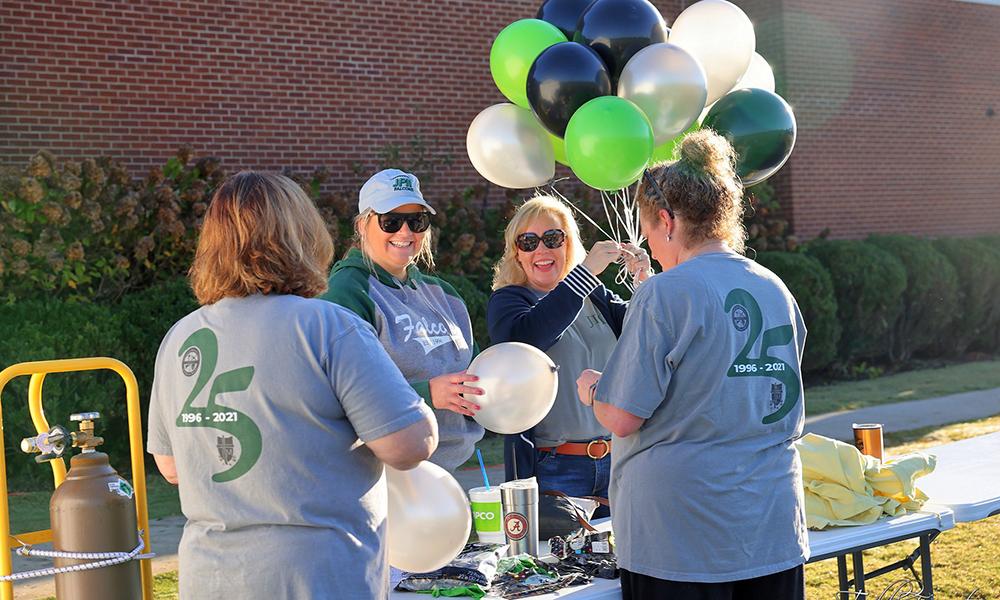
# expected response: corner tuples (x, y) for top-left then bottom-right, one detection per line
(0, 358), (152, 600)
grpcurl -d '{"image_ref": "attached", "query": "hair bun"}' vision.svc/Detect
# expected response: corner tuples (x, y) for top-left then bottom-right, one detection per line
(677, 129), (737, 181)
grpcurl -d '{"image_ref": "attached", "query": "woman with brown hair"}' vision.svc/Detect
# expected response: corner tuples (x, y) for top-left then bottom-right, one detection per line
(147, 172), (437, 599)
(577, 130), (809, 599)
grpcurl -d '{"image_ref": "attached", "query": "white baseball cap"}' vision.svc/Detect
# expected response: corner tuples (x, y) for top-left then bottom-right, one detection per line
(358, 169), (436, 215)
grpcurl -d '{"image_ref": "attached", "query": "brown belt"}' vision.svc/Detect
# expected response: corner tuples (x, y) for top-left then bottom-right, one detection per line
(537, 439), (611, 459)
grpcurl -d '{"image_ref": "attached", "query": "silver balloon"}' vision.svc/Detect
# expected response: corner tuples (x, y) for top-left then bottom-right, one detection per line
(466, 342), (558, 435)
(386, 462), (472, 573)
(618, 43), (708, 146)
(467, 103), (555, 189)
(734, 52), (775, 93)
(669, 0), (756, 104)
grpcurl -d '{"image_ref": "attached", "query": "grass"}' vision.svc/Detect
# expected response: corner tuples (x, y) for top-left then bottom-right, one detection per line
(40, 571), (179, 600)
(805, 359), (1000, 416)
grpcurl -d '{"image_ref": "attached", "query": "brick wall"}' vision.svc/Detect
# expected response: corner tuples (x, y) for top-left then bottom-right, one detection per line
(2, 0), (998, 239)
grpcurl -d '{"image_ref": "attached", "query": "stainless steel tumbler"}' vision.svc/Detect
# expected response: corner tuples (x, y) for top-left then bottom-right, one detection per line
(500, 477), (539, 556)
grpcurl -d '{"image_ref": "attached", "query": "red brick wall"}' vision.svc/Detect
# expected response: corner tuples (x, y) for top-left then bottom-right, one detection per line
(774, 0), (1000, 239)
(2, 0), (998, 239)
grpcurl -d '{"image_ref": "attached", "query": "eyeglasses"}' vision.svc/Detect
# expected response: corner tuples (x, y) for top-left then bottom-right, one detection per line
(377, 212), (432, 234)
(642, 170), (675, 219)
(515, 229), (566, 252)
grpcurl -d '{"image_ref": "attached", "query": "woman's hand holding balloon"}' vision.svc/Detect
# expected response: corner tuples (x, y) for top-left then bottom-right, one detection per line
(621, 242), (653, 283)
(429, 371), (482, 417)
(582, 241), (623, 276)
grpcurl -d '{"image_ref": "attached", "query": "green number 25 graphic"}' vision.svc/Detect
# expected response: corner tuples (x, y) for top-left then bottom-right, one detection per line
(724, 289), (800, 424)
(176, 328), (262, 482)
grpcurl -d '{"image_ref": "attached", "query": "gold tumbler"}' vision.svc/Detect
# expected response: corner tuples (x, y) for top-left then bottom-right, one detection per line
(852, 423), (884, 461)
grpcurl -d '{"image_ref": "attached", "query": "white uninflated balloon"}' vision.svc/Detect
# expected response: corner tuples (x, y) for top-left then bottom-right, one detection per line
(466, 342), (558, 435)
(467, 103), (555, 189)
(386, 462), (472, 573)
(669, 0), (755, 104)
(734, 52), (775, 93)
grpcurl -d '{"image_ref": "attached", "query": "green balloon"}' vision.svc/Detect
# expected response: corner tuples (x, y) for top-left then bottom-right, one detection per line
(565, 97), (654, 191)
(649, 121), (701, 165)
(490, 19), (567, 109)
(702, 88), (797, 186)
(548, 131), (568, 166)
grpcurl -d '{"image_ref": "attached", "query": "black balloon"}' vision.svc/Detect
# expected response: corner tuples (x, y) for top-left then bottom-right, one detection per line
(527, 42), (612, 138)
(574, 0), (668, 90)
(537, 0), (595, 40)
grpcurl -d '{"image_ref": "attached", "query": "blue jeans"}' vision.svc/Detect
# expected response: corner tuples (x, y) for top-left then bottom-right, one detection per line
(535, 448), (611, 519)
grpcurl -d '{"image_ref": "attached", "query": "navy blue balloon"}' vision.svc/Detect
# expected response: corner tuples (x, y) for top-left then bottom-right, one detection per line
(526, 42), (613, 138)
(574, 0), (668, 90)
(537, 0), (595, 40)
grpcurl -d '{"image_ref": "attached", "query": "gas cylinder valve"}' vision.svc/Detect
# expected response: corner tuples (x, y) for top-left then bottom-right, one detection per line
(70, 412), (104, 453)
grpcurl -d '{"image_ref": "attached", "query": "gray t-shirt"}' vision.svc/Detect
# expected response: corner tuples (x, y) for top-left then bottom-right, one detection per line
(147, 294), (431, 599)
(597, 251), (809, 583)
(534, 297), (615, 447)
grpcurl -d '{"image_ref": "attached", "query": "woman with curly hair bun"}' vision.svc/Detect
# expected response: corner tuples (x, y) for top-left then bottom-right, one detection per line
(577, 130), (809, 600)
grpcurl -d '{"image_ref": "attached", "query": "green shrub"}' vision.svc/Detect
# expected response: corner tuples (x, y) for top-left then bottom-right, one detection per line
(867, 235), (959, 363)
(0, 149), (225, 302)
(974, 235), (1000, 353)
(755, 251), (840, 373)
(0, 281), (196, 488)
(0, 300), (127, 488)
(932, 238), (1000, 356)
(805, 240), (906, 364)
(436, 273), (490, 349)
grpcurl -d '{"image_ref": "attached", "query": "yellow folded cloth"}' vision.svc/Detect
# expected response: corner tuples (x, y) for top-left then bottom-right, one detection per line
(795, 433), (936, 529)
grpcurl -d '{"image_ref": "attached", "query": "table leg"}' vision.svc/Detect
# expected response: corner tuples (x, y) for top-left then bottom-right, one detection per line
(837, 555), (850, 600)
(852, 551), (866, 597)
(919, 534), (934, 599)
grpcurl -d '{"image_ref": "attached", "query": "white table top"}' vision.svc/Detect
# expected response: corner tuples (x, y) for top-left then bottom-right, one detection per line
(806, 508), (955, 561)
(917, 431), (1000, 523)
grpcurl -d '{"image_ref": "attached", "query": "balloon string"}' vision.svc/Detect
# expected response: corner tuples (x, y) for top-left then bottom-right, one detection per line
(546, 185), (617, 243)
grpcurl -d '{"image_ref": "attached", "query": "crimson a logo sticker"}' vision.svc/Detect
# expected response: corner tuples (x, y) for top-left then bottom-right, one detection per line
(503, 512), (528, 541)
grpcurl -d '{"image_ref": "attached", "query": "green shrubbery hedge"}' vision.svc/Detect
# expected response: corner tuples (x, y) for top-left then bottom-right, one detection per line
(805, 240), (908, 364)
(755, 251), (840, 373)
(931, 238), (1000, 356)
(0, 279), (196, 488)
(868, 235), (959, 363)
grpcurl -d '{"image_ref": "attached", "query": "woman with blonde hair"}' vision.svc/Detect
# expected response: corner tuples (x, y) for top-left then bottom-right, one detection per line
(323, 169), (484, 472)
(487, 195), (650, 512)
(577, 130), (808, 599)
(148, 172), (437, 599)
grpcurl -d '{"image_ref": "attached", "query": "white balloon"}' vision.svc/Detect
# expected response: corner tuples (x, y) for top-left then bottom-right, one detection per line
(668, 0), (755, 104)
(734, 52), (775, 93)
(386, 462), (472, 573)
(467, 342), (558, 435)
(467, 103), (555, 189)
(618, 43), (708, 145)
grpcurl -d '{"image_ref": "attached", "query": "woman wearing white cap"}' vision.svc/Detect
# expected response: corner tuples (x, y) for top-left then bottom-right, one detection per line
(322, 169), (485, 472)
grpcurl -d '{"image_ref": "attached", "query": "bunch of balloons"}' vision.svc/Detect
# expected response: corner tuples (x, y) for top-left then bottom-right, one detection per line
(467, 0), (797, 191)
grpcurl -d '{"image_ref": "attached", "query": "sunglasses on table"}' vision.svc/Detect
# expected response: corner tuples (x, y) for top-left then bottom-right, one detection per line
(376, 212), (432, 233)
(515, 229), (566, 252)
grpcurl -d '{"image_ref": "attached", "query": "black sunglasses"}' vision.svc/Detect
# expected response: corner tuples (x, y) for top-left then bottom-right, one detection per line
(515, 229), (566, 252)
(642, 170), (675, 219)
(377, 212), (431, 234)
